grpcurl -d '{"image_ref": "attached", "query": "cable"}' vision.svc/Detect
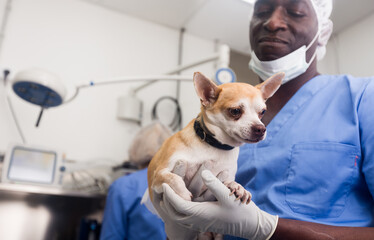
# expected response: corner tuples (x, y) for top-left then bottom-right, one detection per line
(3, 70), (26, 144)
(151, 96), (182, 131)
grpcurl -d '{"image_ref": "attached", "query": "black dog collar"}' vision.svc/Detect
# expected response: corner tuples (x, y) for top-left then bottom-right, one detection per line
(194, 118), (235, 151)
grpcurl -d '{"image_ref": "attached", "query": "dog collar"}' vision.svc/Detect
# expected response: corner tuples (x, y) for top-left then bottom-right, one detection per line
(194, 118), (235, 151)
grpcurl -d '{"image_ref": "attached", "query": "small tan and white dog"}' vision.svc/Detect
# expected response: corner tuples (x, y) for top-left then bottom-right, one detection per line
(146, 71), (284, 240)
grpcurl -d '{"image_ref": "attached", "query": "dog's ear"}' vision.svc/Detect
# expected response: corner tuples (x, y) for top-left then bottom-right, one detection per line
(193, 72), (221, 107)
(256, 72), (284, 101)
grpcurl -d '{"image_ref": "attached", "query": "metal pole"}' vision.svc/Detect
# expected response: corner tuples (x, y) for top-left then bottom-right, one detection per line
(176, 28), (185, 129)
(0, 0), (12, 60)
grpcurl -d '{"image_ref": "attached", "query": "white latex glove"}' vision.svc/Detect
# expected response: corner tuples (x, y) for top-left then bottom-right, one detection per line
(150, 186), (196, 239)
(160, 170), (278, 240)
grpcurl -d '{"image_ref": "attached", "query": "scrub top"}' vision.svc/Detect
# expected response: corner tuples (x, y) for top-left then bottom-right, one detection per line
(225, 75), (374, 240)
(100, 168), (166, 240)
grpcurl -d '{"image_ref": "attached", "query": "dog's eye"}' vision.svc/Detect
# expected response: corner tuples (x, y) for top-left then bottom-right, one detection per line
(229, 108), (242, 117)
(259, 109), (266, 117)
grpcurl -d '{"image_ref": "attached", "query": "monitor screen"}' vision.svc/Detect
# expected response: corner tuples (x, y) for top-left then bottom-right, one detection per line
(7, 146), (57, 184)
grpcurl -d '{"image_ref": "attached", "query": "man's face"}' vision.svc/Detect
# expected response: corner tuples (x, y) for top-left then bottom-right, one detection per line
(250, 0), (319, 61)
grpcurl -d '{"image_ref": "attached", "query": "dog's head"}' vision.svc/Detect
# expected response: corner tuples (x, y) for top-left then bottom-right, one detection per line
(193, 72), (284, 145)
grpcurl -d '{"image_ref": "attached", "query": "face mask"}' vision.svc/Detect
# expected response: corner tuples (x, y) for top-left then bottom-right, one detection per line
(249, 31), (319, 85)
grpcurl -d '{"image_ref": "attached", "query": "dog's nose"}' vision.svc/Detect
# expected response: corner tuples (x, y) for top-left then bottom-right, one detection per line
(252, 124), (266, 137)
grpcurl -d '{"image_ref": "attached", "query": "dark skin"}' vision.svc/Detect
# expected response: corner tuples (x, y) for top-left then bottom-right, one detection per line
(250, 0), (374, 239)
(251, 0), (319, 126)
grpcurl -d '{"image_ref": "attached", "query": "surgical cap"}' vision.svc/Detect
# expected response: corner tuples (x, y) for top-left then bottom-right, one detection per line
(309, 0), (334, 60)
(128, 121), (172, 167)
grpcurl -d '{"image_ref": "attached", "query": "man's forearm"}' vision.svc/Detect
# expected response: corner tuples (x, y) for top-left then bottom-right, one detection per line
(271, 218), (374, 240)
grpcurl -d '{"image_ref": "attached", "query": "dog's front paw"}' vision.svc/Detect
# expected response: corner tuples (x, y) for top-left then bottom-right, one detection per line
(179, 189), (193, 201)
(225, 181), (252, 204)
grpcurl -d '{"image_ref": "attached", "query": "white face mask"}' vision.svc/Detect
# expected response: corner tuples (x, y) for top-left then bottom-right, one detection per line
(249, 31), (319, 85)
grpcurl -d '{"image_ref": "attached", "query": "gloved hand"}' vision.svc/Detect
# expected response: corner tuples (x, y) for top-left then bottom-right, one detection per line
(151, 186), (196, 239)
(160, 170), (278, 240)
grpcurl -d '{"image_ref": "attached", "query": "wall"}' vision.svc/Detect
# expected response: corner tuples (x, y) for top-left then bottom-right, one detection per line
(0, 0), (216, 163)
(318, 12), (374, 77)
(230, 50), (259, 86)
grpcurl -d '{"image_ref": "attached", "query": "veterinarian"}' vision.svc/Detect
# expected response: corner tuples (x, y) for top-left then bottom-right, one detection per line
(100, 122), (171, 240)
(157, 0), (374, 239)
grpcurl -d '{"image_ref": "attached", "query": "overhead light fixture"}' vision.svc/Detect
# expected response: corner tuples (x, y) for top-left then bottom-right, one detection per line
(12, 69), (67, 108)
(11, 69), (67, 127)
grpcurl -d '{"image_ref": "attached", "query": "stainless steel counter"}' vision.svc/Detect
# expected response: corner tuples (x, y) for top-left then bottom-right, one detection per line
(0, 183), (106, 240)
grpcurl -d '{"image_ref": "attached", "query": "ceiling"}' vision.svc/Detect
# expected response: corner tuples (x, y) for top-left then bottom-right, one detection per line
(83, 0), (374, 55)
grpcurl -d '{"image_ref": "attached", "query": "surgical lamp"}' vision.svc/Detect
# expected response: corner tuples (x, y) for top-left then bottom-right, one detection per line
(6, 44), (233, 130)
(12, 69), (67, 127)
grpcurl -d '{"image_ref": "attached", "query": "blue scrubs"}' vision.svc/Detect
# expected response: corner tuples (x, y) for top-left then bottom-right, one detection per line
(100, 168), (166, 240)
(226, 75), (374, 239)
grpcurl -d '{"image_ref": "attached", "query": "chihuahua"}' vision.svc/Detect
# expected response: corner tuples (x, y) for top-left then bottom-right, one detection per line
(146, 71), (284, 240)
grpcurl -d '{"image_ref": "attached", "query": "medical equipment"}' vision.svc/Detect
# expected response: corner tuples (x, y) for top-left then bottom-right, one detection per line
(6, 44), (232, 130)
(12, 69), (67, 107)
(65, 44), (231, 104)
(215, 67), (236, 85)
(151, 96), (182, 131)
(0, 143), (114, 193)
(117, 92), (143, 123)
(11, 69), (67, 127)
(1, 143), (65, 186)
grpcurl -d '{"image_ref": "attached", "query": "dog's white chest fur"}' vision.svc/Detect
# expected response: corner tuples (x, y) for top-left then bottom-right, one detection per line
(167, 144), (239, 201)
